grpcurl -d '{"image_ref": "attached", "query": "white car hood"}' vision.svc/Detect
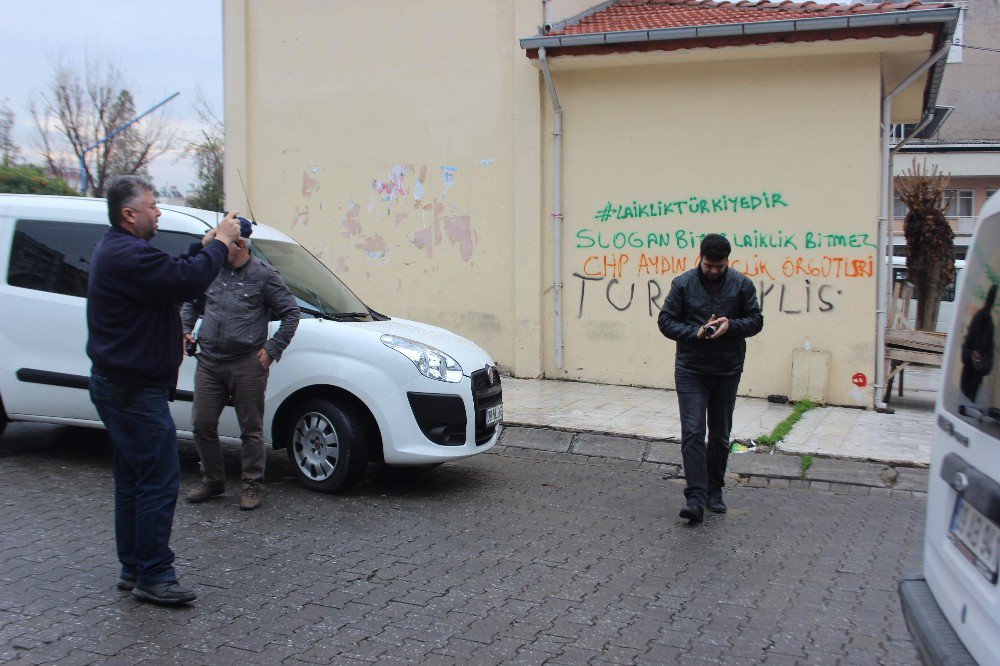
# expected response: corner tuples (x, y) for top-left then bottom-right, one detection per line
(352, 317), (496, 377)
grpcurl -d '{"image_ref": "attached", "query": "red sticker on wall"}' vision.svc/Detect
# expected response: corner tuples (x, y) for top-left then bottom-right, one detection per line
(852, 372), (868, 388)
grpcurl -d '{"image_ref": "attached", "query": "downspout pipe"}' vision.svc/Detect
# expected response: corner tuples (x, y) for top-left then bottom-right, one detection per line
(875, 43), (950, 409)
(538, 47), (565, 370)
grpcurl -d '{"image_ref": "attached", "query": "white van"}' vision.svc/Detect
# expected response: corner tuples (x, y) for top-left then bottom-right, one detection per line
(899, 192), (1000, 664)
(891, 255), (965, 333)
(0, 194), (502, 492)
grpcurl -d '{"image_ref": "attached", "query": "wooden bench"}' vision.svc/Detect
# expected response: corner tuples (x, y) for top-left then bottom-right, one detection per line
(883, 282), (945, 404)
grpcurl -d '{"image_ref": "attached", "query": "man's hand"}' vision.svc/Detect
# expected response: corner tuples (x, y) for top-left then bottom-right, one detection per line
(258, 348), (273, 370)
(698, 314), (729, 340)
(708, 316), (730, 340)
(200, 228), (218, 247)
(183, 333), (197, 356)
(216, 211), (241, 245)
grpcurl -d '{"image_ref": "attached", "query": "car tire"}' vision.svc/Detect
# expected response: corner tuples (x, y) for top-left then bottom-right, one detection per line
(285, 398), (369, 493)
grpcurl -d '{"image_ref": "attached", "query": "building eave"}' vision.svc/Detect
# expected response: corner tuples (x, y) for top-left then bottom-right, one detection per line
(521, 8), (959, 51)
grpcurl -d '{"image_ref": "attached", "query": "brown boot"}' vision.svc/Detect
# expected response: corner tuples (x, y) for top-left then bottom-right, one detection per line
(240, 484), (262, 511)
(186, 481), (225, 503)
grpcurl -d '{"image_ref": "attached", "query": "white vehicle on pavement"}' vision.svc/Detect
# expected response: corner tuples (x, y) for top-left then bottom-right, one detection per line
(899, 191), (1000, 665)
(0, 194), (503, 492)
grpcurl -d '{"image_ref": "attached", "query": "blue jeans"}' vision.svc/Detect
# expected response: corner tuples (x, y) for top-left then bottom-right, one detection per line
(89, 374), (179, 586)
(675, 368), (741, 506)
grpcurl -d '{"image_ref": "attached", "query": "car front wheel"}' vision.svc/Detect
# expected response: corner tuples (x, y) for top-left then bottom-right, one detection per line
(285, 398), (368, 493)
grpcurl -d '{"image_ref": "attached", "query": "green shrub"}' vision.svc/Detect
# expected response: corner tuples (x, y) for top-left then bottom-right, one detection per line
(0, 164), (80, 195)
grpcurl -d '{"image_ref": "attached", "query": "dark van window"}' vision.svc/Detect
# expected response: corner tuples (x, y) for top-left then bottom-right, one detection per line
(149, 230), (203, 257)
(7, 220), (106, 298)
(944, 221), (1000, 436)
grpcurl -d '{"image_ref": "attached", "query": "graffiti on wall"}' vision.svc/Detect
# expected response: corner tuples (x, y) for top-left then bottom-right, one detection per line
(574, 190), (875, 320)
(594, 191), (788, 222)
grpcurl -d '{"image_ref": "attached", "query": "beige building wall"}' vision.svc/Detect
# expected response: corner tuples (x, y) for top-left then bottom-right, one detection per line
(223, 0), (545, 376)
(539, 53), (883, 405)
(224, 1), (937, 406)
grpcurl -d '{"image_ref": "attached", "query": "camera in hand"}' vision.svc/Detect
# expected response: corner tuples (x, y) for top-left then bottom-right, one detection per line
(185, 339), (198, 356)
(704, 324), (718, 336)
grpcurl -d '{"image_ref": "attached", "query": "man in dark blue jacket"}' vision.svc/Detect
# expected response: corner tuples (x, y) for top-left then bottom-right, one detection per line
(658, 234), (764, 523)
(87, 176), (240, 604)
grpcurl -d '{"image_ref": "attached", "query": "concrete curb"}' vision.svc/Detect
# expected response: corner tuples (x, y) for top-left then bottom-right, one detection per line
(497, 424), (929, 498)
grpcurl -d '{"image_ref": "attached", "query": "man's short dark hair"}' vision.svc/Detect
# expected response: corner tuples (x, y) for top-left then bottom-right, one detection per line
(107, 176), (154, 227)
(700, 233), (731, 261)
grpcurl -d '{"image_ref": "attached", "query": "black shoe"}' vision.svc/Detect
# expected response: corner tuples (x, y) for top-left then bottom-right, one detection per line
(132, 581), (196, 605)
(707, 494), (728, 514)
(679, 502), (704, 523)
(117, 577), (135, 591)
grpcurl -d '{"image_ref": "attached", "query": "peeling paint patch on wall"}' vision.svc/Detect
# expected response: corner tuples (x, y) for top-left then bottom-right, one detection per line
(414, 165), (427, 203)
(373, 165), (413, 201)
(443, 216), (473, 261)
(300, 162), (481, 270)
(292, 205), (309, 230)
(440, 166), (457, 198)
(303, 168), (320, 197)
(341, 202), (362, 237)
(413, 228), (434, 258)
(361, 234), (388, 261)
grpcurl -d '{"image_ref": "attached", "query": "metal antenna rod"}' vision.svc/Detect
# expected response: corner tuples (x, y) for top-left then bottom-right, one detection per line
(236, 168), (258, 224)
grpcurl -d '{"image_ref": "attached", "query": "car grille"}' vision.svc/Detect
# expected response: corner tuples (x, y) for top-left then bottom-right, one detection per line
(471, 366), (503, 445)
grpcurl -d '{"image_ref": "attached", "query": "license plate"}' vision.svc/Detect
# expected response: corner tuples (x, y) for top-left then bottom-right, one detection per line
(949, 496), (1000, 584)
(484, 404), (503, 427)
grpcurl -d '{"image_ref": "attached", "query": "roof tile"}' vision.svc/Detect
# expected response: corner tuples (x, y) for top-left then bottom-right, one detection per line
(550, 0), (953, 35)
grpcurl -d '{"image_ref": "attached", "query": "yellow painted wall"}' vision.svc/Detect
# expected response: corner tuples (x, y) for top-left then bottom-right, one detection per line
(224, 0), (543, 374)
(540, 54), (883, 405)
(224, 0), (920, 406)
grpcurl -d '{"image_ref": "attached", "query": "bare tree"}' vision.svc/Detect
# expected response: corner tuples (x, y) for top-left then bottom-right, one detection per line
(894, 159), (956, 331)
(0, 98), (20, 166)
(30, 58), (176, 196)
(184, 91), (224, 211)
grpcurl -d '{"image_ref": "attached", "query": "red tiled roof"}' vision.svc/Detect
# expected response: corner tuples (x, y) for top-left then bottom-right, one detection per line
(550, 0), (953, 35)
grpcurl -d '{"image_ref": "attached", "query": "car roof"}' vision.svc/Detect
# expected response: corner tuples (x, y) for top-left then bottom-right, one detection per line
(0, 193), (297, 243)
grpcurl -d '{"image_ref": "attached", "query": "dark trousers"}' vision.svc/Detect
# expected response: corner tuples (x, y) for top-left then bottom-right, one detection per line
(675, 368), (741, 506)
(192, 353), (268, 488)
(89, 374), (179, 586)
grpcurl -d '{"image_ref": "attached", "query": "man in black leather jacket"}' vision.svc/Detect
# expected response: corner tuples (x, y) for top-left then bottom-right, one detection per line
(658, 234), (764, 523)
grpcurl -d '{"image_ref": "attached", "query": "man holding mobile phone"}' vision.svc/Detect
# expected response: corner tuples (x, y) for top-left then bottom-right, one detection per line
(87, 176), (240, 604)
(657, 234), (763, 523)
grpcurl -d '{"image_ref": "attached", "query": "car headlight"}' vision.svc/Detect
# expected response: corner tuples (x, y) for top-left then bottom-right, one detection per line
(381, 335), (464, 383)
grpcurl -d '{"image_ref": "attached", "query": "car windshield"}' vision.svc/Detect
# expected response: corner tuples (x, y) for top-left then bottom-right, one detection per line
(251, 239), (372, 321)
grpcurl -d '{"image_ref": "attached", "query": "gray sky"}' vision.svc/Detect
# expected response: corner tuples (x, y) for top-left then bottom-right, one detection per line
(0, 0), (223, 193)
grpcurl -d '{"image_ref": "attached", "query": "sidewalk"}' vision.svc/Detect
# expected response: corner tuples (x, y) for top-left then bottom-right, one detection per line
(498, 366), (939, 494)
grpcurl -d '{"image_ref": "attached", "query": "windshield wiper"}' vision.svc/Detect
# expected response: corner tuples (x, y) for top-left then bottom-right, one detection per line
(327, 312), (372, 321)
(298, 305), (338, 321)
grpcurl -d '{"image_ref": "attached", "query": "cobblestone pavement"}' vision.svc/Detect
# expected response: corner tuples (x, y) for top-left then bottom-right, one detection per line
(1, 424), (923, 665)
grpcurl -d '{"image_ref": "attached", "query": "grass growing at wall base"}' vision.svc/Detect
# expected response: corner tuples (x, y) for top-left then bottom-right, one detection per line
(756, 399), (819, 447)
